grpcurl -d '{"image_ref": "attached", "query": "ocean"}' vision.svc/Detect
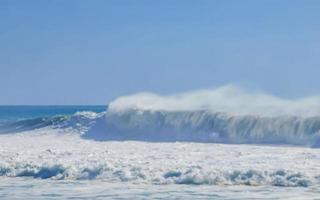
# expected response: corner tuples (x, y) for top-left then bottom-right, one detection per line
(0, 105), (320, 199)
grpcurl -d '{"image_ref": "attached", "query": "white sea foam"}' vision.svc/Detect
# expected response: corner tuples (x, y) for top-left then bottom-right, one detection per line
(0, 130), (320, 187)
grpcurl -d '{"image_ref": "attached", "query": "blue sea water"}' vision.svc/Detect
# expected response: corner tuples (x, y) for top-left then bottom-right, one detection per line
(0, 106), (106, 134)
(0, 105), (106, 122)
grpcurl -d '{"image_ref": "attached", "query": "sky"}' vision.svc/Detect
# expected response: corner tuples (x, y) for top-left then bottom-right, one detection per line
(1, 0), (320, 105)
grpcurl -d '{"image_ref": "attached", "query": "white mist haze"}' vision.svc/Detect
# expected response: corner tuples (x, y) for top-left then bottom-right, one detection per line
(108, 85), (320, 117)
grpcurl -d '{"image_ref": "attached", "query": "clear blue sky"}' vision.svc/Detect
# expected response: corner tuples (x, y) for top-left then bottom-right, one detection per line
(1, 0), (320, 105)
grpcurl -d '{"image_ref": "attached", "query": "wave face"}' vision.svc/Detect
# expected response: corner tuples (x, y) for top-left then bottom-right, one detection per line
(99, 109), (320, 146)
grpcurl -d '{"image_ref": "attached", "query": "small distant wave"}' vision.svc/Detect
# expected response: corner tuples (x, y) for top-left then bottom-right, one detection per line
(0, 116), (68, 134)
(0, 111), (103, 134)
(0, 163), (313, 187)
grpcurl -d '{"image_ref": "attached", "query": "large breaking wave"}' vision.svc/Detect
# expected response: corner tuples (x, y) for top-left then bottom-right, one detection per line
(1, 85), (320, 147)
(101, 85), (320, 146)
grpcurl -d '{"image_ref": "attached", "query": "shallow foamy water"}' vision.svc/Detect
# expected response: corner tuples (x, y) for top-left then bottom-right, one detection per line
(0, 129), (320, 199)
(1, 178), (320, 200)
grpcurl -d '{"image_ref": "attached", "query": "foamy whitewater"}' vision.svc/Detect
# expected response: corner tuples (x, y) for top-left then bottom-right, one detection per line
(1, 86), (320, 199)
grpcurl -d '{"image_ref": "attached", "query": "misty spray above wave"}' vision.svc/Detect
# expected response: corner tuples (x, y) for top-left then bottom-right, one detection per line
(109, 85), (320, 117)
